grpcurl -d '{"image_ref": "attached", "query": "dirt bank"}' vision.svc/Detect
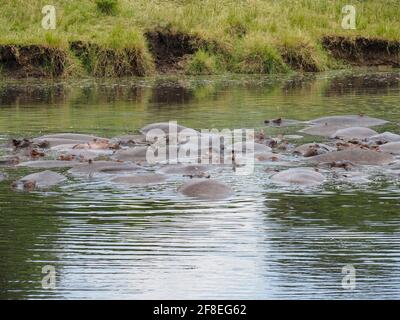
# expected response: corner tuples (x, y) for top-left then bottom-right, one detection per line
(0, 45), (66, 78)
(1, 36), (399, 78)
(70, 41), (151, 77)
(145, 30), (201, 73)
(322, 36), (400, 67)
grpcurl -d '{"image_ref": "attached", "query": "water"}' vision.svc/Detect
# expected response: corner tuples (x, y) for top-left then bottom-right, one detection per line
(1, 69), (400, 299)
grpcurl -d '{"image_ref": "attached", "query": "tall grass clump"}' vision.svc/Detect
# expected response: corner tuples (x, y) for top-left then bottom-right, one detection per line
(278, 34), (329, 72)
(74, 26), (154, 77)
(233, 34), (289, 74)
(95, 0), (119, 16)
(185, 50), (223, 75)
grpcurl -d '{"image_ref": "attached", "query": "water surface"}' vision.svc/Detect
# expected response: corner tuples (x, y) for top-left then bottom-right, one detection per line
(1, 69), (400, 299)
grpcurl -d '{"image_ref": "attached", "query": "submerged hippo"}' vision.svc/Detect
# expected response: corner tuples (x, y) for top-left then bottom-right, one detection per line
(68, 161), (142, 177)
(300, 124), (345, 137)
(34, 133), (108, 142)
(51, 144), (113, 160)
(140, 122), (190, 134)
(17, 160), (81, 169)
(379, 142), (400, 155)
(369, 132), (400, 144)
(112, 146), (149, 162)
(72, 139), (117, 150)
(301, 115), (388, 137)
(309, 149), (394, 165)
(110, 134), (148, 146)
(331, 127), (378, 140)
(263, 118), (304, 127)
(32, 138), (92, 148)
(140, 123), (199, 144)
(111, 174), (166, 185)
(0, 155), (20, 166)
(309, 115), (388, 127)
(270, 168), (325, 186)
(178, 179), (234, 200)
(13, 170), (66, 190)
(0, 172), (7, 182)
(293, 143), (334, 157)
(158, 164), (210, 175)
(226, 142), (272, 154)
(177, 143), (220, 161)
(254, 152), (280, 162)
(33, 133), (109, 149)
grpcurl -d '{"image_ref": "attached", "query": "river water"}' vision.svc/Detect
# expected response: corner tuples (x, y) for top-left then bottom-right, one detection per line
(1, 69), (400, 299)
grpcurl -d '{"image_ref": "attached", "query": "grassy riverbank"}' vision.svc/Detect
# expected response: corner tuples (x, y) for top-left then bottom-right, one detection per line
(0, 0), (400, 77)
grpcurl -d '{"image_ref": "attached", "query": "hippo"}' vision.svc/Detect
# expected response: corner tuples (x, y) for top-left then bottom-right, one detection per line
(72, 139), (117, 150)
(330, 127), (378, 140)
(293, 143), (334, 157)
(308, 149), (394, 165)
(119, 143), (204, 164)
(32, 138), (93, 148)
(368, 132), (400, 144)
(300, 124), (345, 137)
(178, 142), (220, 157)
(13, 170), (66, 190)
(112, 146), (149, 162)
(0, 155), (20, 166)
(140, 123), (199, 144)
(110, 134), (148, 146)
(34, 133), (108, 142)
(68, 161), (142, 177)
(178, 179), (234, 200)
(158, 164), (210, 175)
(17, 160), (81, 169)
(319, 160), (356, 171)
(379, 142), (400, 155)
(226, 142), (272, 154)
(32, 133), (109, 149)
(140, 122), (190, 135)
(263, 118), (303, 127)
(301, 115), (388, 137)
(270, 168), (325, 186)
(11, 138), (36, 149)
(254, 152), (280, 162)
(309, 115), (388, 127)
(226, 151), (279, 164)
(179, 132), (224, 154)
(111, 174), (166, 185)
(51, 144), (113, 160)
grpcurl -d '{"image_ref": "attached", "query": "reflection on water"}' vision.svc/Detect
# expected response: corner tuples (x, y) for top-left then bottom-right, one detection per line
(1, 69), (400, 299)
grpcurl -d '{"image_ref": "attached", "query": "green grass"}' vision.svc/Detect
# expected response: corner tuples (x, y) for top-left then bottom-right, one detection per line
(95, 0), (119, 16)
(0, 0), (400, 77)
(186, 50), (223, 75)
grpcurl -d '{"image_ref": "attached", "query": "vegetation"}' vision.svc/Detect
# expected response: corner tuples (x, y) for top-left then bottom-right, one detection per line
(0, 0), (399, 77)
(95, 0), (119, 16)
(186, 50), (222, 75)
